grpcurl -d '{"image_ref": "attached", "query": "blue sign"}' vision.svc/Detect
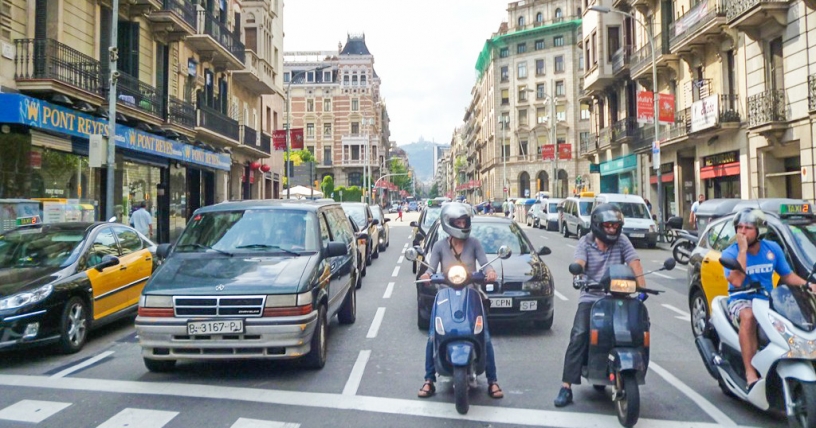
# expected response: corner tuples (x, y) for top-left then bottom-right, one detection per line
(0, 94), (231, 171)
(600, 154), (637, 176)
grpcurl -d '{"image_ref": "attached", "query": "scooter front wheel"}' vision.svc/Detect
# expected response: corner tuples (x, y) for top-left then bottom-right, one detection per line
(454, 366), (469, 415)
(616, 372), (640, 428)
(789, 380), (816, 428)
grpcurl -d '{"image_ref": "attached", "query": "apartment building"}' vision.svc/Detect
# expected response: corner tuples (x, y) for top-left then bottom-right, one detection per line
(283, 35), (390, 194)
(0, 0), (283, 242)
(468, 0), (591, 201)
(582, 0), (816, 225)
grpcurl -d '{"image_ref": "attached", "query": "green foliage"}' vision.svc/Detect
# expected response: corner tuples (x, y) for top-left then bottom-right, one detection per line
(334, 185), (362, 202)
(429, 182), (439, 198)
(321, 175), (334, 198)
(454, 156), (467, 172)
(388, 159), (411, 190)
(284, 149), (315, 165)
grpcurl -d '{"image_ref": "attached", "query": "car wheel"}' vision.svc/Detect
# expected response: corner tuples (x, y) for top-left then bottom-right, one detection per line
(647, 241), (657, 249)
(373, 244), (380, 259)
(690, 288), (709, 338)
(303, 305), (327, 369)
(57, 297), (89, 354)
(144, 358), (176, 372)
(338, 286), (356, 324)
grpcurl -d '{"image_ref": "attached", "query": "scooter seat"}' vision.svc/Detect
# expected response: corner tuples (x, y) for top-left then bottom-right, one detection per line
(719, 297), (770, 347)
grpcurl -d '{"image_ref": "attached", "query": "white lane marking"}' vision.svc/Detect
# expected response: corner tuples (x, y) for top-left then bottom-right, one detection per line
(391, 266), (400, 277)
(404, 243), (409, 248)
(566, 244), (576, 248)
(674, 266), (687, 272)
(366, 307), (386, 338)
(650, 362), (739, 427)
(0, 400), (70, 423)
(540, 235), (549, 240)
(383, 282), (395, 299)
(0, 375), (751, 428)
(397, 255), (404, 264)
(662, 304), (692, 322)
(653, 272), (674, 280)
(554, 290), (568, 301)
(231, 419), (300, 428)
(342, 350), (372, 396)
(97, 408), (178, 428)
(50, 351), (114, 378)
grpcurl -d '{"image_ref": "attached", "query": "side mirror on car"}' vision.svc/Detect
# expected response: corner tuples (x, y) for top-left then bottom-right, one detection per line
(95, 255), (120, 272)
(537, 246), (551, 256)
(156, 243), (172, 259)
(383, 217), (391, 223)
(371, 218), (379, 226)
(568, 263), (584, 275)
(326, 241), (348, 257)
(409, 221), (419, 228)
(405, 247), (419, 262)
(719, 256), (745, 274)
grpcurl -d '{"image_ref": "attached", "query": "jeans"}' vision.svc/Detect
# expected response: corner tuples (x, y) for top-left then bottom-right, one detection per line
(423, 320), (498, 383)
(561, 301), (594, 385)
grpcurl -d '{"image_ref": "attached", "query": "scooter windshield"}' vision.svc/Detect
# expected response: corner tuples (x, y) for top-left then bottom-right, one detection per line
(771, 284), (816, 332)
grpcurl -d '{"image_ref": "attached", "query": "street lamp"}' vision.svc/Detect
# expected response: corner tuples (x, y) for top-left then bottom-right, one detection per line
(588, 5), (664, 237)
(285, 65), (328, 200)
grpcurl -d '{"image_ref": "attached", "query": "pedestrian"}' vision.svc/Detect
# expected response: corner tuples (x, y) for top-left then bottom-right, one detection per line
(130, 200), (153, 239)
(689, 194), (705, 229)
(397, 204), (403, 221)
(503, 200), (509, 218)
(644, 198), (652, 213)
(508, 199), (516, 221)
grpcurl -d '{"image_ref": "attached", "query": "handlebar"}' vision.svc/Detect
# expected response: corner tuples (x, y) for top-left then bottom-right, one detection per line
(572, 276), (663, 295)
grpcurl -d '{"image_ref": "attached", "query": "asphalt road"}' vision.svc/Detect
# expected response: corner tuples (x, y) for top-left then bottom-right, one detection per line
(0, 210), (786, 428)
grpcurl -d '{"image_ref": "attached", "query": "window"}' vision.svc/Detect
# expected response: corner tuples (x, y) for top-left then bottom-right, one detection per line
(501, 89), (509, 105)
(580, 103), (590, 120)
(352, 98), (359, 111)
(306, 123), (315, 138)
(86, 229), (119, 268)
(352, 75), (358, 85)
(500, 112), (509, 128)
(535, 39), (545, 50)
(520, 140), (528, 157)
(500, 47), (509, 58)
(537, 107), (547, 124)
(501, 65), (509, 81)
(555, 55), (565, 73)
(114, 227), (142, 255)
(518, 109), (528, 126)
(323, 123), (332, 137)
(578, 52), (584, 70)
(536, 59), (545, 75)
(283, 72), (290, 83)
(323, 147), (332, 165)
(517, 43), (527, 54)
(554, 8), (563, 22)
(536, 12), (543, 23)
(537, 83), (546, 99)
(351, 122), (359, 134)
(591, 31), (597, 65)
(343, 75), (349, 85)
(554, 36), (564, 47)
(768, 37), (784, 91)
(518, 87), (528, 101)
(555, 80), (565, 96)
(361, 75), (367, 86)
(607, 27), (620, 63)
(518, 16), (525, 27)
(306, 99), (314, 112)
(324, 99), (332, 112)
(351, 146), (360, 161)
(556, 105), (566, 121)
(503, 144), (510, 160)
(307, 71), (315, 83)
(517, 62), (527, 78)
(323, 71), (332, 82)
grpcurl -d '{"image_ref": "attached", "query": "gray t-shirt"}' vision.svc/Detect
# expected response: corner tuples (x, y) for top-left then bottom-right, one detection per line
(574, 232), (639, 303)
(426, 236), (496, 276)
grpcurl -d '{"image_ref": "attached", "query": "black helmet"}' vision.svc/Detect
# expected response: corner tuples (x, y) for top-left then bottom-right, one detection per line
(440, 203), (472, 240)
(590, 203), (624, 245)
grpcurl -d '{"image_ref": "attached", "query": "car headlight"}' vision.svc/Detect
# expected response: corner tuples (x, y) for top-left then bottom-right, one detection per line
(447, 265), (468, 285)
(0, 284), (53, 310)
(769, 312), (816, 358)
(522, 280), (545, 291)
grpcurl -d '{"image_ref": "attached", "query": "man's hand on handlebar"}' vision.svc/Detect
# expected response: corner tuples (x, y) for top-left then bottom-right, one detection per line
(419, 273), (431, 281)
(486, 270), (497, 282)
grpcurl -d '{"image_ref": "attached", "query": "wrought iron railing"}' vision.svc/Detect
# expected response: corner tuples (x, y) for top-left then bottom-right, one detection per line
(598, 127), (612, 148)
(630, 34), (663, 75)
(612, 117), (638, 142)
(719, 94), (741, 123)
(809, 74), (816, 111)
(240, 125), (257, 147)
(611, 45), (632, 74)
(668, 108), (690, 139)
(197, 11), (245, 63)
(198, 106), (240, 141)
(168, 96), (195, 129)
(669, 0), (726, 48)
(162, 0), (196, 29)
(260, 132), (271, 154)
(579, 133), (596, 155)
(102, 70), (164, 118)
(726, 0), (789, 22)
(14, 38), (102, 95)
(747, 90), (786, 127)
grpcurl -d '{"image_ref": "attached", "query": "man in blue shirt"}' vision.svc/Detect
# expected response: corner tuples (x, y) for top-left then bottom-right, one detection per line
(723, 209), (813, 388)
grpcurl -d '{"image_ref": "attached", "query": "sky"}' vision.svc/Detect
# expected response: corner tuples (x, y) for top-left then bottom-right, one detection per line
(282, 0), (510, 147)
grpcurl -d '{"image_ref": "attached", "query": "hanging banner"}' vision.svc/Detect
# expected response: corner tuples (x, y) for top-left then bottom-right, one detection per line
(541, 144), (555, 161)
(272, 130), (287, 151)
(637, 91), (654, 124)
(690, 95), (719, 133)
(289, 128), (304, 149)
(659, 93), (675, 125)
(558, 143), (572, 160)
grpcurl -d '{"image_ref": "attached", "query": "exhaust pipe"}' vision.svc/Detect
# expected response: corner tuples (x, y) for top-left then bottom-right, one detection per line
(695, 336), (721, 379)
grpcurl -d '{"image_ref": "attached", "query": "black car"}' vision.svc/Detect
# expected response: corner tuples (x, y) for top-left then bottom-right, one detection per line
(342, 203), (380, 266)
(415, 216), (555, 330)
(410, 200), (444, 273)
(135, 200), (358, 372)
(0, 220), (156, 353)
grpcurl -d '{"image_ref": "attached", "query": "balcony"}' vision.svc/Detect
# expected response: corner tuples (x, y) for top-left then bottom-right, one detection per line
(186, 10), (245, 70)
(232, 50), (275, 94)
(726, 0), (789, 40)
(102, 70), (164, 124)
(237, 125), (267, 156)
(126, 0), (162, 15)
(579, 133), (597, 157)
(339, 158), (366, 166)
(14, 38), (102, 104)
(167, 96), (196, 131)
(611, 46), (632, 76)
(670, 0), (727, 52)
(667, 108), (691, 141)
(630, 124), (656, 153)
(147, 0), (197, 40)
(747, 89), (787, 139)
(260, 132), (271, 154)
(630, 34), (676, 81)
(612, 117), (638, 144)
(598, 127), (612, 149)
(197, 106), (240, 144)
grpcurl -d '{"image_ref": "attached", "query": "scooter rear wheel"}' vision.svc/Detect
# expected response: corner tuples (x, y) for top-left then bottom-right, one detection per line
(616, 372), (640, 428)
(454, 366), (469, 415)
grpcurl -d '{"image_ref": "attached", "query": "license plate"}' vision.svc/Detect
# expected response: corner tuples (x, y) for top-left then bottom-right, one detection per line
(490, 298), (512, 308)
(629, 233), (645, 238)
(520, 300), (538, 311)
(187, 319), (244, 336)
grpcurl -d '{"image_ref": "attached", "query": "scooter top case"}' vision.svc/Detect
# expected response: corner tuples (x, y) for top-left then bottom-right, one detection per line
(584, 297), (651, 385)
(431, 286), (487, 378)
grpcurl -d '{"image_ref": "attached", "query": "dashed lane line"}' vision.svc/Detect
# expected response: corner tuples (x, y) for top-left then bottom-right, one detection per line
(397, 255), (404, 264)
(366, 308), (386, 338)
(661, 304), (692, 322)
(391, 266), (400, 277)
(342, 350), (371, 396)
(383, 282), (395, 299)
(554, 291), (568, 301)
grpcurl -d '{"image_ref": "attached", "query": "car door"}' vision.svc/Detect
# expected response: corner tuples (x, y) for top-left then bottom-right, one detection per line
(83, 227), (127, 320)
(366, 206), (378, 247)
(325, 208), (353, 312)
(112, 226), (153, 306)
(700, 219), (734, 306)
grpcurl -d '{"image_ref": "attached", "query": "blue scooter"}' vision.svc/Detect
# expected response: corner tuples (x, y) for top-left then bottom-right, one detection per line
(406, 245), (511, 414)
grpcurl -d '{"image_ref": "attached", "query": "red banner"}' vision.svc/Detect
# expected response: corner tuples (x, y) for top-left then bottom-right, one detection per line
(289, 128), (304, 149)
(272, 130), (287, 151)
(558, 143), (572, 160)
(637, 91), (654, 124)
(659, 93), (675, 125)
(541, 144), (555, 161)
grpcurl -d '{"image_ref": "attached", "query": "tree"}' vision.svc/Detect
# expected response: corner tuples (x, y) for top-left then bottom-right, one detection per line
(388, 159), (411, 190)
(321, 175), (334, 198)
(429, 182), (439, 198)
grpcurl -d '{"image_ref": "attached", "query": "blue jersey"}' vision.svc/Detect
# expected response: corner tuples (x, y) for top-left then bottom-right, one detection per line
(722, 240), (792, 303)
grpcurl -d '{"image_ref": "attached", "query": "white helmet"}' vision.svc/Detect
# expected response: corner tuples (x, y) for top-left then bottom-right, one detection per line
(440, 203), (472, 240)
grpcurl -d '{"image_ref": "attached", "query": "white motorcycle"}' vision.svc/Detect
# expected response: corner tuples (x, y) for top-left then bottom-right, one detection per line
(695, 256), (816, 428)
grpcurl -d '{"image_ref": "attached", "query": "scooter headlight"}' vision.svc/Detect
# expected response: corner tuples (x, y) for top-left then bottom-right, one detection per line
(435, 317), (445, 335)
(474, 315), (484, 334)
(447, 265), (467, 286)
(769, 312), (816, 358)
(609, 279), (637, 294)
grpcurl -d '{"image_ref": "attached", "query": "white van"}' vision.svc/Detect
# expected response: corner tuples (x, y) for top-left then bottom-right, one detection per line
(560, 194), (595, 237)
(542, 198), (564, 231)
(594, 193), (658, 248)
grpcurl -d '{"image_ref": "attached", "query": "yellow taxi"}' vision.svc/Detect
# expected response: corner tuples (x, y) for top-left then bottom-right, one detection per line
(0, 218), (156, 353)
(687, 199), (816, 338)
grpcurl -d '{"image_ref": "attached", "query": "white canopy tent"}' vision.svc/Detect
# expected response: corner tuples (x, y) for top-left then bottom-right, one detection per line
(285, 185), (324, 199)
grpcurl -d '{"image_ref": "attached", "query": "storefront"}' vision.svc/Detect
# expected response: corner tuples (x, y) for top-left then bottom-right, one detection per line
(649, 162), (675, 219)
(600, 154), (638, 194)
(701, 150), (740, 199)
(0, 94), (230, 243)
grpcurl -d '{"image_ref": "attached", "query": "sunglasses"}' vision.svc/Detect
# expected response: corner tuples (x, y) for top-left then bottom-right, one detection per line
(601, 222), (620, 229)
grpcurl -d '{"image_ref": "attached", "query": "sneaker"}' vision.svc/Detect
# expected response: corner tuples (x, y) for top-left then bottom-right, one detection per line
(554, 386), (573, 407)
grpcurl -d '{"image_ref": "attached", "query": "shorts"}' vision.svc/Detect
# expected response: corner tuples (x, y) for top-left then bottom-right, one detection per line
(728, 299), (753, 327)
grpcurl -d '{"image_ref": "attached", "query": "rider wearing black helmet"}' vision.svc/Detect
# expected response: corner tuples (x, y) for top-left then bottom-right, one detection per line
(417, 203), (503, 399)
(554, 203), (645, 407)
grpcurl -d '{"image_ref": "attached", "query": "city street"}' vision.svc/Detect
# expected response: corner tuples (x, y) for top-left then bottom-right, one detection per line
(0, 210), (783, 428)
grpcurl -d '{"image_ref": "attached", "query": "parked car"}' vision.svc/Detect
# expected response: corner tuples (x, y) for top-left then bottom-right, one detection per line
(595, 193), (658, 248)
(687, 199), (816, 340)
(388, 202), (400, 214)
(415, 216), (555, 330)
(542, 198), (564, 231)
(408, 201), (419, 212)
(560, 193), (595, 238)
(370, 204), (390, 251)
(0, 219), (156, 353)
(135, 200), (359, 372)
(342, 202), (380, 265)
(410, 200), (445, 273)
(347, 214), (369, 282)
(526, 202), (545, 228)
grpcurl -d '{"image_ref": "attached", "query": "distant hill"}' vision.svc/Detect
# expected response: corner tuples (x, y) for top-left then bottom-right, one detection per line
(401, 139), (449, 183)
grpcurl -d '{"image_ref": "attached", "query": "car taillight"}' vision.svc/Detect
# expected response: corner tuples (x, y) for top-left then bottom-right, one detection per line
(263, 303), (313, 317)
(138, 307), (174, 317)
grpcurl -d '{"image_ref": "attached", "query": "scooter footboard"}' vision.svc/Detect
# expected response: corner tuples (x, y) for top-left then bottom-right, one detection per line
(610, 348), (648, 385)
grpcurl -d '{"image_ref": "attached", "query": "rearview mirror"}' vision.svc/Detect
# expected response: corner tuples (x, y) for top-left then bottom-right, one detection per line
(568, 263), (584, 275)
(662, 257), (676, 271)
(405, 247), (419, 262)
(497, 245), (512, 259)
(719, 256), (745, 274)
(410, 221), (419, 228)
(383, 217), (390, 223)
(156, 243), (172, 259)
(371, 218), (379, 226)
(537, 246), (551, 256)
(326, 241), (348, 257)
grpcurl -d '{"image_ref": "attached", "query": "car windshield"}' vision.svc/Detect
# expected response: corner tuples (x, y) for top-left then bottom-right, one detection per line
(343, 205), (367, 229)
(370, 205), (383, 219)
(423, 207), (442, 229)
(548, 203), (559, 213)
(175, 209), (319, 253)
(579, 202), (593, 216)
(612, 202), (651, 219)
(436, 221), (531, 255)
(0, 227), (85, 269)
(787, 222), (816, 267)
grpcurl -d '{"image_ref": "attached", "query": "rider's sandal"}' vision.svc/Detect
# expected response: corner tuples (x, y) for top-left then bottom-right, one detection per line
(746, 379), (759, 392)
(417, 381), (435, 398)
(488, 382), (504, 399)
